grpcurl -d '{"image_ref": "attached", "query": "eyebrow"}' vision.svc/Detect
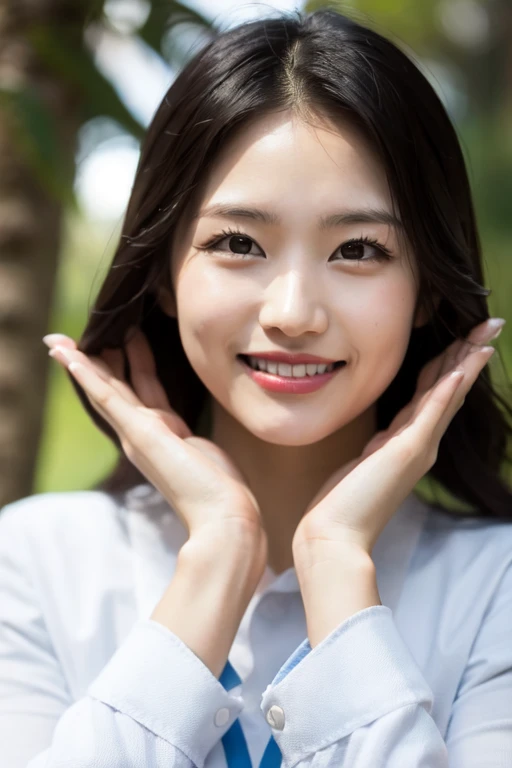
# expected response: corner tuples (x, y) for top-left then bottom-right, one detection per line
(193, 203), (404, 232)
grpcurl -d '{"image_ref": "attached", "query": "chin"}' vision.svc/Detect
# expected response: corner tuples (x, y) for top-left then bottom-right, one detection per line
(238, 413), (350, 447)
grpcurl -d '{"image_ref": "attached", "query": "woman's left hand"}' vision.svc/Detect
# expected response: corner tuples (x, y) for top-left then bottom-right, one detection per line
(292, 318), (502, 564)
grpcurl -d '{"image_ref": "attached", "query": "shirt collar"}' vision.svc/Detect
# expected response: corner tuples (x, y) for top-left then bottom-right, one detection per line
(253, 491), (428, 608)
(122, 484), (429, 619)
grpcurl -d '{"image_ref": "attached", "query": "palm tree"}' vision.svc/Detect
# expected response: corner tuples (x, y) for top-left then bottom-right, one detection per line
(0, 0), (213, 507)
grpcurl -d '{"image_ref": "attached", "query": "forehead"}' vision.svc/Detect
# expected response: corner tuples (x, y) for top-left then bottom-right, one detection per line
(170, 108), (416, 283)
(196, 109), (392, 211)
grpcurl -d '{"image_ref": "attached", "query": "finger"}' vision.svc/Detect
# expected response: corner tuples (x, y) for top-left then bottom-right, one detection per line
(416, 319), (499, 398)
(124, 327), (171, 411)
(109, 337), (193, 439)
(50, 345), (142, 408)
(413, 345), (494, 450)
(53, 340), (193, 442)
(95, 348), (141, 407)
(430, 319), (499, 392)
(389, 369), (464, 474)
(388, 323), (491, 437)
(43, 334), (77, 350)
(45, 336), (111, 379)
(436, 333), (484, 380)
(415, 335), (469, 398)
(432, 345), (494, 441)
(360, 430), (390, 460)
(65, 358), (145, 440)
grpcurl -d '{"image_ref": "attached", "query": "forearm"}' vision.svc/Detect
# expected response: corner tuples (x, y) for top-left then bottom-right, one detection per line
(150, 527), (266, 679)
(294, 543), (381, 649)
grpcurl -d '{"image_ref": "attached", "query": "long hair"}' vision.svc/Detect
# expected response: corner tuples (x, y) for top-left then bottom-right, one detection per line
(70, 8), (512, 519)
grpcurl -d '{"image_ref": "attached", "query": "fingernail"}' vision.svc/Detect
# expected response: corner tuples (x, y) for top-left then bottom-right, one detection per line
(42, 333), (69, 349)
(487, 325), (504, 342)
(473, 318), (506, 345)
(50, 345), (73, 362)
(486, 318), (506, 340)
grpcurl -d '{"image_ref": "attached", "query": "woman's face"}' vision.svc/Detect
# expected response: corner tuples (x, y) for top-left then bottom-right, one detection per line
(165, 109), (424, 446)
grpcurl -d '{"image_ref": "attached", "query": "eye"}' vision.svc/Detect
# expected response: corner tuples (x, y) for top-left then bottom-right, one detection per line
(198, 227), (264, 259)
(197, 229), (394, 263)
(331, 236), (393, 263)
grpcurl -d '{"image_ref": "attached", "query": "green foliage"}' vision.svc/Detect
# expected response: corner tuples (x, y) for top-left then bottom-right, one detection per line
(28, 24), (146, 140)
(36, 353), (118, 493)
(305, 0), (455, 49)
(138, 0), (215, 65)
(35, 214), (120, 493)
(0, 85), (76, 207)
(29, 0), (215, 493)
(16, 2), (216, 207)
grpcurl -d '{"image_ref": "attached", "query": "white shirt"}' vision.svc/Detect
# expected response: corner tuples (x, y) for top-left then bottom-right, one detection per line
(0, 483), (511, 767)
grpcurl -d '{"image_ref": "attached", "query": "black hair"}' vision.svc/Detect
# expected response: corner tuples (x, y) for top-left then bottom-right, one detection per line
(70, 8), (512, 520)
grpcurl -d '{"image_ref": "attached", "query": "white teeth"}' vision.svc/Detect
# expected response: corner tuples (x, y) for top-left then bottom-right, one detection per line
(247, 356), (335, 376)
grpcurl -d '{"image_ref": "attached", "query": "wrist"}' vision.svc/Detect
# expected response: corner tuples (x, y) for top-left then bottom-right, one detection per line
(293, 544), (380, 649)
(150, 532), (266, 679)
(181, 524), (268, 592)
(293, 534), (375, 576)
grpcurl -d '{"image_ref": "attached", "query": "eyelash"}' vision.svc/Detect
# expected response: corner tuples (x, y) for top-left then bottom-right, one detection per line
(198, 226), (394, 263)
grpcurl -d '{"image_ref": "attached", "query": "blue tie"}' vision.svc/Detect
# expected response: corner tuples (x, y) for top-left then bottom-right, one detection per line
(219, 660), (282, 767)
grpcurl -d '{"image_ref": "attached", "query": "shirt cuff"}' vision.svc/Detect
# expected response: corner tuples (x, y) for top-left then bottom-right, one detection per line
(88, 618), (244, 767)
(260, 605), (434, 766)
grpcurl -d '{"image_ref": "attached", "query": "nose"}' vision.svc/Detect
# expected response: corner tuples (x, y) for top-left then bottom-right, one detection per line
(258, 268), (328, 337)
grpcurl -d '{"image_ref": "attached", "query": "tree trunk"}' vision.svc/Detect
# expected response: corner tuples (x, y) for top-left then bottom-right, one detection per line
(0, 1), (87, 507)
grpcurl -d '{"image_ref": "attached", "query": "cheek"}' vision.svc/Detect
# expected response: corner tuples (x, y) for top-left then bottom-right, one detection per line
(349, 279), (414, 348)
(175, 267), (248, 364)
(344, 275), (416, 393)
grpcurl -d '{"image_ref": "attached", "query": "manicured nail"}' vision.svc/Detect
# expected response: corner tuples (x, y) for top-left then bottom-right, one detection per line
(49, 345), (73, 363)
(42, 333), (70, 349)
(487, 325), (504, 342)
(486, 318), (506, 341)
(472, 318), (506, 345)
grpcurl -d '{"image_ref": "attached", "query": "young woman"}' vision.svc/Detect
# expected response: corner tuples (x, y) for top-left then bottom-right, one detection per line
(1, 8), (511, 767)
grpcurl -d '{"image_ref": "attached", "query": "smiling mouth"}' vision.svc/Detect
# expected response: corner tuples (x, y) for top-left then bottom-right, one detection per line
(237, 354), (346, 373)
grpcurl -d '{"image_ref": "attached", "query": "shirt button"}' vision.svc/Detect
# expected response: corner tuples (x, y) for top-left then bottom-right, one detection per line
(214, 708), (230, 727)
(266, 705), (285, 730)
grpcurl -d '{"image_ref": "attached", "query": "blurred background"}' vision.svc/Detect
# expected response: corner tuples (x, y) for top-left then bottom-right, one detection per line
(0, 0), (511, 508)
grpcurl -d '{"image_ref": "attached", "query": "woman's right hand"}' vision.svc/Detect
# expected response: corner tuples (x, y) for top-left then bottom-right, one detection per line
(44, 328), (267, 562)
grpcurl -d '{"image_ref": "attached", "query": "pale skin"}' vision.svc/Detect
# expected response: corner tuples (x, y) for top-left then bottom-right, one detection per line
(162, 111), (424, 577)
(43, 109), (504, 673)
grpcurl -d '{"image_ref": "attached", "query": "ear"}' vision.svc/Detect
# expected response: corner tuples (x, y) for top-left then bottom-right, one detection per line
(156, 285), (177, 319)
(412, 292), (442, 329)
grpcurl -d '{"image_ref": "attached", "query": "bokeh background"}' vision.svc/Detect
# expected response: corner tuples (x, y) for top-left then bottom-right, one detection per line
(0, 0), (511, 508)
